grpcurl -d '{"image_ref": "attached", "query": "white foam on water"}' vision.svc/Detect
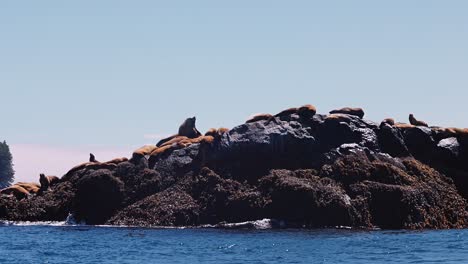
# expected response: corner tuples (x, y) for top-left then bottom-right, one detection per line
(203, 218), (282, 229)
(0, 220), (68, 226)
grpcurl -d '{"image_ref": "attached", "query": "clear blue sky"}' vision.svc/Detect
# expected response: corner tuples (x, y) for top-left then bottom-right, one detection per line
(1, 1), (467, 180)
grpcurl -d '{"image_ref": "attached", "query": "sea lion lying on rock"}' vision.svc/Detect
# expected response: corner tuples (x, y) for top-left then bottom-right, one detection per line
(204, 128), (229, 141)
(39, 173), (60, 192)
(265, 104), (318, 124)
(432, 127), (468, 140)
(409, 114), (428, 127)
(381, 118), (395, 126)
(395, 123), (415, 129)
(297, 104), (317, 118)
(64, 160), (117, 179)
(131, 145), (158, 160)
(159, 136), (189, 148)
(149, 135), (215, 167)
(15, 182), (41, 194)
(325, 113), (352, 123)
(272, 104), (317, 119)
(105, 157), (129, 165)
(330, 107), (365, 119)
(0, 185), (30, 200)
(246, 113), (273, 123)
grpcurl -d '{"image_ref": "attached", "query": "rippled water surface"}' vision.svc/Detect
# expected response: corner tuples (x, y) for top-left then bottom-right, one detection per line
(0, 224), (467, 264)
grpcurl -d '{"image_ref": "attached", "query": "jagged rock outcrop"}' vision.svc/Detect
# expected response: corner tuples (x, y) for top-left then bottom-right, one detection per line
(1, 109), (467, 229)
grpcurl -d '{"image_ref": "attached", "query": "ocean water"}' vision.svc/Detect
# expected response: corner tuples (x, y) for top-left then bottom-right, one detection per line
(0, 223), (467, 264)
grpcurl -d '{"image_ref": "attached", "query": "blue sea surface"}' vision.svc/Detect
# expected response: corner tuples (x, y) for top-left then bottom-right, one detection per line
(0, 224), (466, 264)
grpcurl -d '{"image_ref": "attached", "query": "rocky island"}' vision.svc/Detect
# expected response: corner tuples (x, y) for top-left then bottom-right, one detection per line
(1, 105), (467, 229)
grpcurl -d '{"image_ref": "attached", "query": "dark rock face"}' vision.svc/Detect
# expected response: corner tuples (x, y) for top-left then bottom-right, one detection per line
(73, 170), (124, 225)
(107, 187), (200, 227)
(259, 169), (353, 227)
(1, 111), (467, 229)
(402, 126), (435, 161)
(0, 181), (75, 221)
(377, 123), (409, 157)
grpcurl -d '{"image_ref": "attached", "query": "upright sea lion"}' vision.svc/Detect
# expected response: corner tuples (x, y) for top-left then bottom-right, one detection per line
(409, 114), (428, 127)
(246, 113), (273, 123)
(89, 153), (98, 163)
(0, 185), (30, 200)
(39, 173), (60, 192)
(329, 107), (365, 119)
(157, 117), (202, 147)
(178, 117), (202, 138)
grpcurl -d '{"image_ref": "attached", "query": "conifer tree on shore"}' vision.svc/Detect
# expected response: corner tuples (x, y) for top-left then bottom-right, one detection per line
(0, 141), (15, 188)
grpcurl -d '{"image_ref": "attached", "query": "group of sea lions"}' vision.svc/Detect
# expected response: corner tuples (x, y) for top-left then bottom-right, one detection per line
(246, 104), (467, 139)
(384, 113), (468, 138)
(144, 117), (229, 166)
(0, 174), (59, 200)
(3, 106), (465, 201)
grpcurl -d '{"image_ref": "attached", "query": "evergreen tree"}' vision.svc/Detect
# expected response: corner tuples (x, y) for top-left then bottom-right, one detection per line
(0, 141), (14, 188)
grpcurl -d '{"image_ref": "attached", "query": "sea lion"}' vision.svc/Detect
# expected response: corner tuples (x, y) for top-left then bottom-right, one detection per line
(84, 163), (117, 171)
(217, 127), (230, 135)
(178, 117), (202, 139)
(64, 162), (93, 177)
(148, 144), (176, 167)
(204, 128), (229, 141)
(39, 174), (60, 192)
(246, 113), (273, 123)
(0, 185), (30, 200)
(183, 135), (214, 145)
(156, 135), (177, 147)
(409, 114), (428, 127)
(204, 128), (217, 137)
(265, 107), (299, 124)
(157, 117), (202, 147)
(329, 107), (365, 119)
(433, 127), (468, 139)
(14, 182), (40, 194)
(394, 123), (415, 129)
(132, 145), (158, 157)
(381, 118), (395, 126)
(274, 107), (298, 117)
(159, 136), (189, 148)
(297, 104), (317, 118)
(89, 153), (98, 163)
(325, 113), (352, 122)
(104, 157), (129, 165)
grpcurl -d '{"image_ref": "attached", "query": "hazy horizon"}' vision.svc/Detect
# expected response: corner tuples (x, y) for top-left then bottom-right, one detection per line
(1, 1), (467, 182)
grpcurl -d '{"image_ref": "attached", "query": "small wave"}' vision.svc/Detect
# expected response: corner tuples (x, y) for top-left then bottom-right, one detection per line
(203, 219), (286, 230)
(0, 220), (68, 227)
